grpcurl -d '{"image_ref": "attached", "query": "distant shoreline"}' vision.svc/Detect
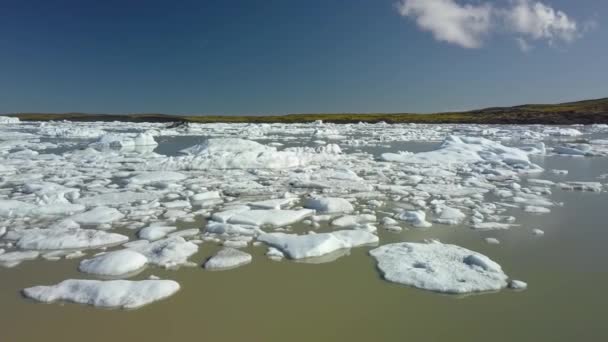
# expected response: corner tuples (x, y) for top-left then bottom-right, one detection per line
(5, 97), (608, 125)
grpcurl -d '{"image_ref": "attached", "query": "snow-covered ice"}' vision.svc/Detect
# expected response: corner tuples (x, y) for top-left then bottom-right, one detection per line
(79, 250), (148, 277)
(204, 247), (252, 270)
(23, 279), (179, 309)
(370, 241), (509, 294)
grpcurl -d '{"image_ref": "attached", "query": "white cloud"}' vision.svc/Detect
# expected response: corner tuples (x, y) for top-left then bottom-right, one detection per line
(396, 0), (492, 48)
(515, 37), (532, 52)
(397, 0), (585, 50)
(505, 0), (578, 44)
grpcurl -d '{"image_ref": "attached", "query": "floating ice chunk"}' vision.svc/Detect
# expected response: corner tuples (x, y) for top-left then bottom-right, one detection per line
(76, 191), (158, 206)
(0, 250), (39, 267)
(128, 236), (198, 268)
(16, 228), (129, 250)
(79, 250), (148, 277)
(381, 217), (399, 226)
(266, 247), (284, 260)
(472, 222), (515, 231)
(433, 207), (465, 225)
(22, 279), (179, 309)
(203, 247), (252, 270)
(160, 138), (320, 169)
(416, 184), (489, 197)
(558, 182), (603, 192)
(382, 135), (538, 171)
(0, 116), (20, 124)
(162, 200), (191, 209)
(191, 191), (222, 207)
(248, 198), (297, 210)
(524, 206), (551, 214)
(331, 214), (376, 228)
(396, 211), (431, 228)
(205, 221), (262, 236)
(138, 225), (177, 241)
(484, 238), (500, 245)
(68, 207), (125, 225)
(303, 197), (354, 213)
(227, 209), (313, 227)
(129, 171), (187, 185)
(210, 206), (251, 223)
(0, 200), (36, 217)
(532, 229), (545, 236)
(550, 169), (569, 175)
(258, 230), (378, 259)
(546, 127), (583, 136)
(91, 132), (157, 150)
(553, 144), (592, 156)
(370, 241), (509, 294)
(509, 279), (528, 290)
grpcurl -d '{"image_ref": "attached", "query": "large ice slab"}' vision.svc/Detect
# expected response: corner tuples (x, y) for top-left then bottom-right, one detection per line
(204, 247), (252, 270)
(79, 250), (148, 277)
(370, 241), (508, 294)
(227, 209), (314, 227)
(68, 207), (124, 225)
(382, 135), (540, 171)
(303, 197), (354, 213)
(128, 236), (198, 268)
(258, 230), (378, 259)
(16, 228), (129, 250)
(22, 279), (179, 309)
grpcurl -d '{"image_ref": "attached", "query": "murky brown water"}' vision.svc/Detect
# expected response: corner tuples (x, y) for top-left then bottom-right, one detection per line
(1, 148), (607, 341)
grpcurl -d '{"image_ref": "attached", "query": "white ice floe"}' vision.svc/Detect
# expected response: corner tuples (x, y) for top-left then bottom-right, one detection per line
(129, 171), (187, 185)
(90, 132), (158, 150)
(508, 279), (528, 290)
(370, 241), (509, 294)
(79, 250), (148, 277)
(205, 221), (262, 237)
(484, 238), (500, 245)
(331, 214), (376, 228)
(153, 138), (332, 170)
(433, 206), (466, 225)
(382, 135), (540, 172)
(22, 279), (179, 309)
(68, 207), (125, 225)
(16, 228), (129, 250)
(128, 236), (198, 268)
(303, 197), (354, 213)
(558, 182), (603, 192)
(0, 250), (39, 267)
(396, 211), (432, 228)
(258, 230), (378, 260)
(227, 209), (314, 227)
(76, 191), (158, 206)
(532, 229), (545, 236)
(204, 247), (252, 270)
(524, 206), (551, 214)
(138, 225), (177, 241)
(0, 116), (20, 124)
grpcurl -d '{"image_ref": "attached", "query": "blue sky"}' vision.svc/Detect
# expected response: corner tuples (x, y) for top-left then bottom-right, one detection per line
(0, 0), (605, 115)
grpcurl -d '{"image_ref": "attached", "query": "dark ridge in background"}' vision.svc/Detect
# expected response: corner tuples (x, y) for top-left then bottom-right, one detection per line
(5, 97), (608, 125)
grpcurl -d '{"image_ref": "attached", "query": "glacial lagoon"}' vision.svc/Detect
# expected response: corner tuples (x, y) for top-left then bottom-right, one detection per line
(1, 118), (607, 341)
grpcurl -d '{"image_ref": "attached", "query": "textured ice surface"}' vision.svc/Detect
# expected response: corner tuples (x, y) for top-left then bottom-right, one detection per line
(23, 279), (179, 309)
(69, 207), (124, 225)
(303, 197), (354, 213)
(128, 236), (198, 268)
(79, 250), (148, 277)
(258, 230), (378, 259)
(204, 247), (252, 270)
(16, 228), (129, 250)
(370, 241), (509, 294)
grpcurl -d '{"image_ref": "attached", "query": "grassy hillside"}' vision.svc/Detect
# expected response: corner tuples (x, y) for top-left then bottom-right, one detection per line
(6, 97), (608, 125)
